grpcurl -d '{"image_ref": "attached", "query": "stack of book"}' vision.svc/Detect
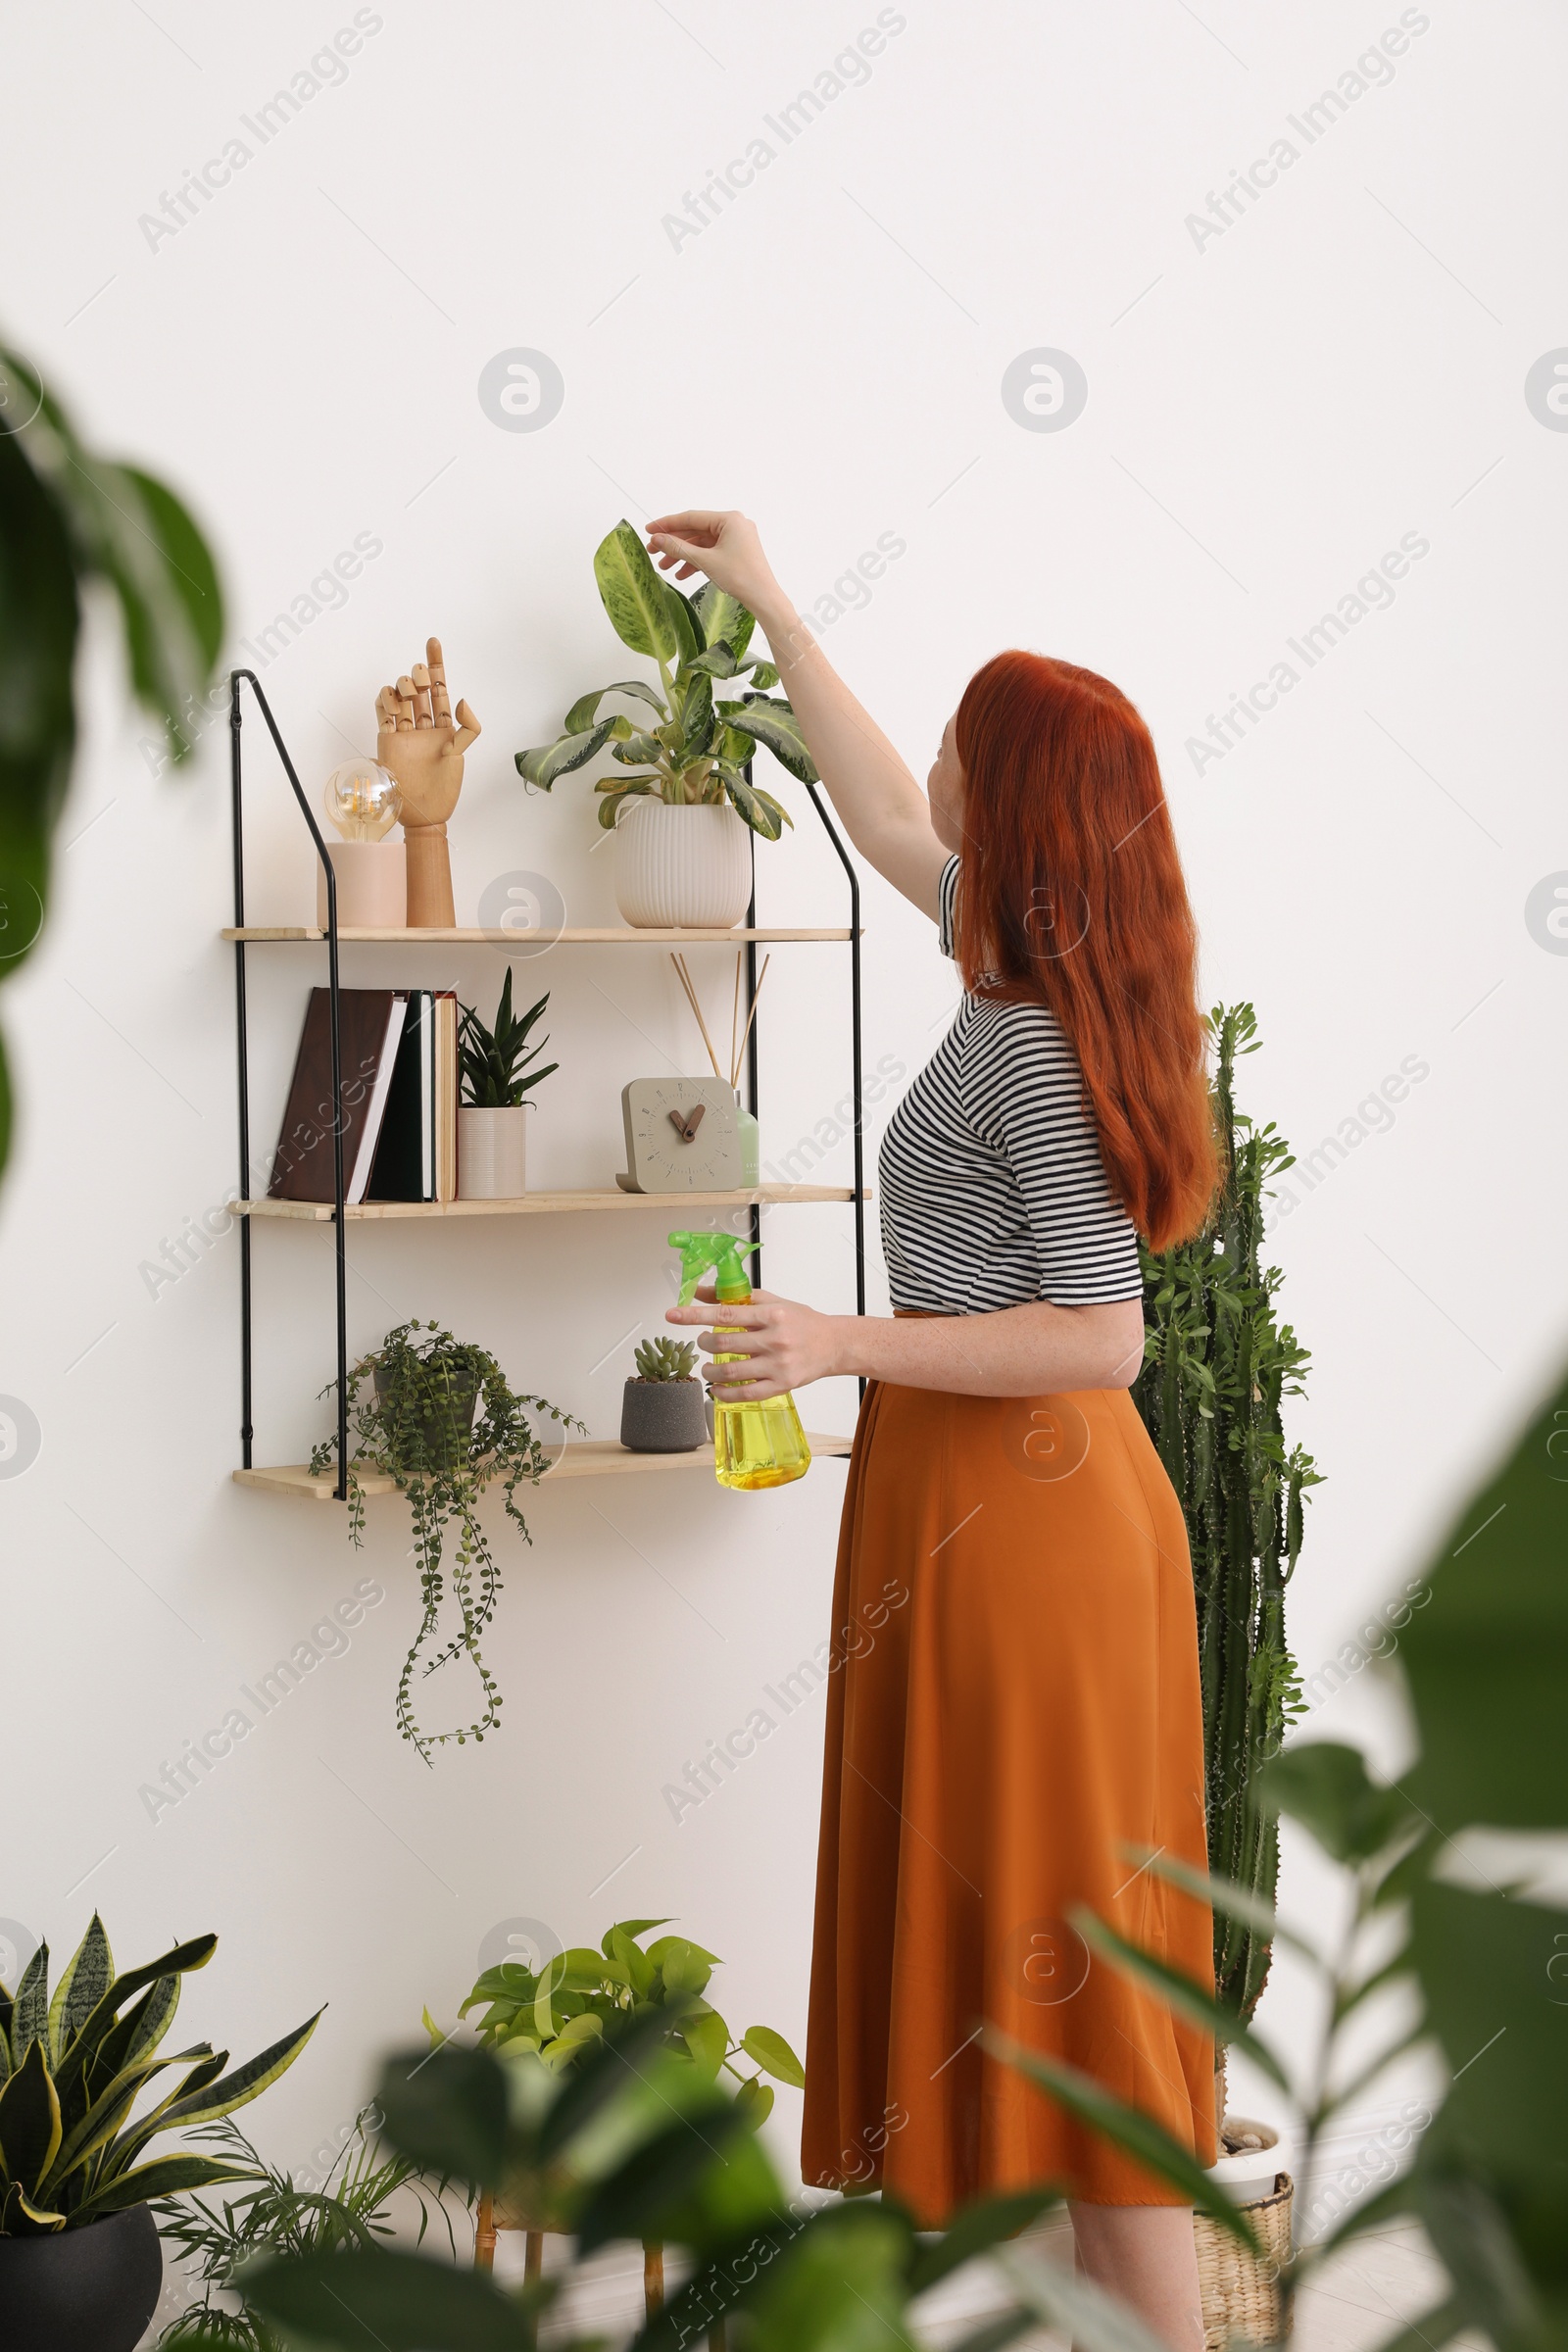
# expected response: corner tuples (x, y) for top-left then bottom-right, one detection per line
(268, 988), (460, 1204)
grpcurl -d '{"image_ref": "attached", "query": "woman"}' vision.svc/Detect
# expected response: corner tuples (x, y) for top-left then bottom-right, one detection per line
(653, 509), (1218, 2350)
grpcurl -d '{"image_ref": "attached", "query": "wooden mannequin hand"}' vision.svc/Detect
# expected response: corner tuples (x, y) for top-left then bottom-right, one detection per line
(375, 637), (480, 831)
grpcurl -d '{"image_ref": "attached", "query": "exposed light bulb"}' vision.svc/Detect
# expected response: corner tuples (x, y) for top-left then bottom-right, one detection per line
(324, 759), (401, 843)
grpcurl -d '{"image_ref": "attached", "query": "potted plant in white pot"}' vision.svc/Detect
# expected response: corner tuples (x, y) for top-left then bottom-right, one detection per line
(0, 1915), (318, 2352)
(457, 973), (557, 1200)
(515, 519), (816, 928)
(620, 1335), (709, 1453)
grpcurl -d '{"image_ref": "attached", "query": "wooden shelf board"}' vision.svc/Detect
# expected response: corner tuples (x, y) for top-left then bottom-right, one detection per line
(222, 925), (854, 945)
(235, 1185), (866, 1222)
(234, 1433), (854, 1500)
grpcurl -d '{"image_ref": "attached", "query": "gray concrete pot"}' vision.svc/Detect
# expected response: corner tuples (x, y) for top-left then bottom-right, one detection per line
(620, 1378), (709, 1452)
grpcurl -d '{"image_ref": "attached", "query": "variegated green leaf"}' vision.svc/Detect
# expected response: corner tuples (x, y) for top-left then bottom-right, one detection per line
(10, 1942), (50, 2066)
(99, 2047), (228, 2180)
(611, 730), (667, 766)
(514, 719), (616, 791)
(723, 699), (818, 783)
(151, 2008), (320, 2133)
(0, 2039), (62, 2193)
(47, 1915), (113, 2067)
(2, 2183), (67, 2232)
(745, 659), (780, 690)
(720, 769), (789, 841)
(564, 679), (667, 734)
(41, 2039), (215, 2197)
(596, 780), (658, 829)
(662, 580), (703, 667)
(53, 1932), (218, 2102)
(670, 668), (713, 756)
(71, 2152), (257, 2226)
(686, 643), (739, 679)
(693, 582), (755, 665)
(87, 1975), (180, 2099)
(594, 519), (677, 662)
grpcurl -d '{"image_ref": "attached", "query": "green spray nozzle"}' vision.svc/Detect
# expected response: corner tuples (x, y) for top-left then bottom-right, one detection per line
(669, 1231), (757, 1305)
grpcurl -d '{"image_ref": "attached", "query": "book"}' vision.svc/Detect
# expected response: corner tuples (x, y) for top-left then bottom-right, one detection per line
(367, 991), (436, 1202)
(268, 990), (407, 1205)
(433, 991), (458, 1203)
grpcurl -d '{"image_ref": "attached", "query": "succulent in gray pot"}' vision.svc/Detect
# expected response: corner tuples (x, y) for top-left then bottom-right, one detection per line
(0, 1915), (318, 2352)
(620, 1336), (709, 1452)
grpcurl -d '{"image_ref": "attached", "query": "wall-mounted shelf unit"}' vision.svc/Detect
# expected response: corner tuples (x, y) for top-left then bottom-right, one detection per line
(233, 1431), (856, 1500)
(227, 669), (866, 1497)
(235, 1184), (861, 1223)
(224, 925), (852, 946)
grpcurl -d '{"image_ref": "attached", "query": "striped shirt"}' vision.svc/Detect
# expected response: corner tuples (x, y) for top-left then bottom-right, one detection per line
(877, 857), (1144, 1314)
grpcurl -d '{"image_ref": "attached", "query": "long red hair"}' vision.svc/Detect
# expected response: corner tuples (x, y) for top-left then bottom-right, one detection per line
(952, 651), (1215, 1250)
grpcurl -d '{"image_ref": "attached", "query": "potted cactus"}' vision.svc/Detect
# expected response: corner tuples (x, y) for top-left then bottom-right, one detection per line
(457, 973), (557, 1200)
(620, 1335), (709, 1453)
(0, 1916), (318, 2352)
(515, 520), (817, 928)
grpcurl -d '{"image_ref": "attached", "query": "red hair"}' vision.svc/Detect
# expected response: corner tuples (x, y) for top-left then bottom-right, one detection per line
(953, 651), (1215, 1250)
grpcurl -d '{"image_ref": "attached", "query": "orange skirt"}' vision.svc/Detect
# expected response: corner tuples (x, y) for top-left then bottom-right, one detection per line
(802, 1374), (1215, 2219)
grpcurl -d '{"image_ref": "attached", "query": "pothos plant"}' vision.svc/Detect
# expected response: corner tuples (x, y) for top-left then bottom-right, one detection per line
(514, 517), (818, 839)
(450, 1917), (805, 2126)
(311, 1322), (582, 1762)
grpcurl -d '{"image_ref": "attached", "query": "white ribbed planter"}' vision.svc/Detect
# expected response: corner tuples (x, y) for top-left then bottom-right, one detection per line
(458, 1106), (526, 1200)
(613, 800), (752, 929)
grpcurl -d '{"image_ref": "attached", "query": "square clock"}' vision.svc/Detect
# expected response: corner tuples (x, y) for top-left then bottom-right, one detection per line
(617, 1077), (744, 1193)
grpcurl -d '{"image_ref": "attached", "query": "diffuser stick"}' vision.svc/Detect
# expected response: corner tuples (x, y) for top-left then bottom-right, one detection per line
(731, 955), (770, 1089)
(670, 954), (723, 1081)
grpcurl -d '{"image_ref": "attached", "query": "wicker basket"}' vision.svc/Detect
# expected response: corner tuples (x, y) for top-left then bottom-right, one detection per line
(1195, 2173), (1294, 2349)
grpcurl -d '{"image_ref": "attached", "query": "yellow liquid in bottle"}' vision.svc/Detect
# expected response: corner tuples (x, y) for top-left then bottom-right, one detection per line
(711, 1317), (812, 1491)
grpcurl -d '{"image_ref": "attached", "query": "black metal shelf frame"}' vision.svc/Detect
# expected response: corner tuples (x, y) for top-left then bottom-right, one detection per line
(228, 669), (865, 1500)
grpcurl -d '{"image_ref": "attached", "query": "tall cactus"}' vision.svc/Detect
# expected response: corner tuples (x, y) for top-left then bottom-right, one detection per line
(1134, 1004), (1320, 2030)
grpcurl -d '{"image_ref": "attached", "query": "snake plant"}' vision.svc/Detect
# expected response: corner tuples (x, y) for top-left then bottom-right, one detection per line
(0, 1915), (318, 2235)
(515, 518), (815, 839)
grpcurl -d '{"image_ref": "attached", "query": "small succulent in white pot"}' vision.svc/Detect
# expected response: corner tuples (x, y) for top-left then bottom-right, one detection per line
(516, 520), (817, 928)
(620, 1335), (709, 1452)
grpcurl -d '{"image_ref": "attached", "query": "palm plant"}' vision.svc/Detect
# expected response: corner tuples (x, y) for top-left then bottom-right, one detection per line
(154, 2113), (459, 2347)
(0, 342), (222, 1182)
(0, 1917), (317, 2237)
(1134, 1004), (1321, 2048)
(457, 973), (557, 1108)
(515, 518), (816, 838)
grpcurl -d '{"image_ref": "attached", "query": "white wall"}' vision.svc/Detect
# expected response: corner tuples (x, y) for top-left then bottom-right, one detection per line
(3, 0), (1563, 2273)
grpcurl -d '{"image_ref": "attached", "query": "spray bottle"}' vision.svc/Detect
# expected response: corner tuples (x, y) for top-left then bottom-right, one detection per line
(668, 1231), (812, 1491)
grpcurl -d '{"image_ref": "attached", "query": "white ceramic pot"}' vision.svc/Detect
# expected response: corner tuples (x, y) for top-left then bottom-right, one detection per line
(1208, 2115), (1290, 2208)
(316, 838), (407, 929)
(613, 800), (752, 929)
(458, 1106), (526, 1200)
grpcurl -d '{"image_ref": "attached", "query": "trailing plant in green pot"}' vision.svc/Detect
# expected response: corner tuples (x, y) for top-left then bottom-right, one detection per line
(1134, 1004), (1321, 2137)
(456, 974), (557, 1201)
(312, 1321), (582, 1759)
(0, 1916), (317, 2352)
(516, 519), (818, 929)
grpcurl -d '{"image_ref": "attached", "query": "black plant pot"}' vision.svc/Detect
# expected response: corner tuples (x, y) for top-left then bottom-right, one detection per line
(0, 2204), (163, 2352)
(620, 1378), (710, 1452)
(374, 1363), (479, 1472)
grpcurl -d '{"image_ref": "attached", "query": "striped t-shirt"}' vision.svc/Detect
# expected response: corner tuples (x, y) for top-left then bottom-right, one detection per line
(877, 857), (1144, 1313)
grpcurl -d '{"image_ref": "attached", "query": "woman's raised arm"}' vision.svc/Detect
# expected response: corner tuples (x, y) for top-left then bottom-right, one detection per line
(646, 510), (952, 918)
